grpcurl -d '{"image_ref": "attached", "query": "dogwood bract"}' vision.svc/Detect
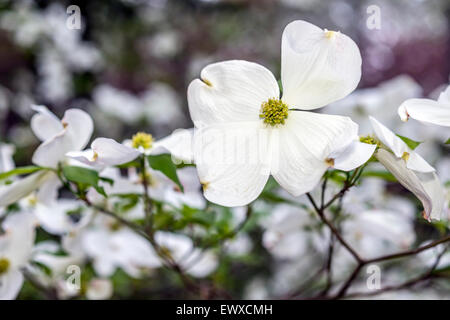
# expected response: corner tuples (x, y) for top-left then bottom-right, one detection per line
(369, 117), (445, 221)
(188, 20), (374, 206)
(398, 84), (450, 127)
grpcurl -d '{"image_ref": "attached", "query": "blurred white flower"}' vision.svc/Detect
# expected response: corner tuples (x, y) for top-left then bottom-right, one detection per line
(92, 85), (142, 125)
(0, 144), (15, 174)
(86, 278), (113, 300)
(261, 204), (311, 260)
(342, 208), (415, 260)
(154, 231), (218, 278)
(146, 30), (182, 58)
(188, 20), (369, 207)
(0, 212), (36, 300)
(74, 216), (161, 278)
(141, 82), (184, 126)
(34, 199), (93, 235)
(398, 84), (450, 127)
(224, 233), (253, 257)
(93, 83), (184, 127)
(29, 241), (84, 299)
(323, 75), (423, 135)
(37, 48), (73, 103)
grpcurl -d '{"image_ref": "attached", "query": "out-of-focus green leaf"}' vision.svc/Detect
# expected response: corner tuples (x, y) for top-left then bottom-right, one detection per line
(325, 170), (347, 184)
(62, 165), (107, 197)
(99, 176), (114, 185)
(147, 154), (183, 192)
(396, 134), (421, 150)
(116, 159), (140, 168)
(362, 170), (397, 182)
(445, 138), (450, 145)
(0, 166), (43, 180)
(62, 165), (99, 186)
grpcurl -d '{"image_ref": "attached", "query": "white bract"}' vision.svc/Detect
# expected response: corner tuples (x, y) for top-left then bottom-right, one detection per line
(369, 117), (445, 221)
(398, 84), (450, 127)
(0, 212), (36, 300)
(188, 20), (375, 206)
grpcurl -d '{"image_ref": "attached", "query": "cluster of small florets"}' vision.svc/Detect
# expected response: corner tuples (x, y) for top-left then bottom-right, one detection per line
(259, 98), (289, 126)
(132, 132), (153, 150)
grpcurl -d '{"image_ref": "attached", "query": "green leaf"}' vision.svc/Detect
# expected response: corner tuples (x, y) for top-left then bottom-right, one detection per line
(396, 134), (421, 150)
(0, 166), (43, 180)
(362, 170), (397, 182)
(62, 165), (99, 186)
(99, 176), (114, 185)
(116, 159), (140, 169)
(147, 154), (184, 192)
(445, 138), (450, 145)
(62, 165), (107, 197)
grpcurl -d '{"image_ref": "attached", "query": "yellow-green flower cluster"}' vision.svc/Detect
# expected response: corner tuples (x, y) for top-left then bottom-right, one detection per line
(132, 132), (153, 150)
(259, 98), (289, 126)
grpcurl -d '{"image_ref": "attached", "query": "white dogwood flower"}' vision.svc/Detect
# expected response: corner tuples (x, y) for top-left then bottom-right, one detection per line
(0, 106), (92, 207)
(188, 20), (373, 206)
(369, 117), (445, 221)
(398, 84), (450, 127)
(67, 130), (192, 170)
(30, 105), (94, 168)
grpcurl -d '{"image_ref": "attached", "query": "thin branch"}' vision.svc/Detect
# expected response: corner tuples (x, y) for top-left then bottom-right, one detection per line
(344, 246), (448, 299)
(307, 193), (363, 263)
(306, 164), (450, 300)
(365, 236), (450, 264)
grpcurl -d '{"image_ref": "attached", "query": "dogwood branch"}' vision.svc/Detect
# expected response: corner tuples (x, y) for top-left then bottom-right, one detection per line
(343, 245), (449, 299)
(306, 166), (450, 300)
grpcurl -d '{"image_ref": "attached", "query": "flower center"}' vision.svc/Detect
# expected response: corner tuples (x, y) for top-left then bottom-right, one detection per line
(259, 98), (289, 126)
(359, 135), (380, 146)
(0, 258), (10, 275)
(132, 132), (153, 150)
